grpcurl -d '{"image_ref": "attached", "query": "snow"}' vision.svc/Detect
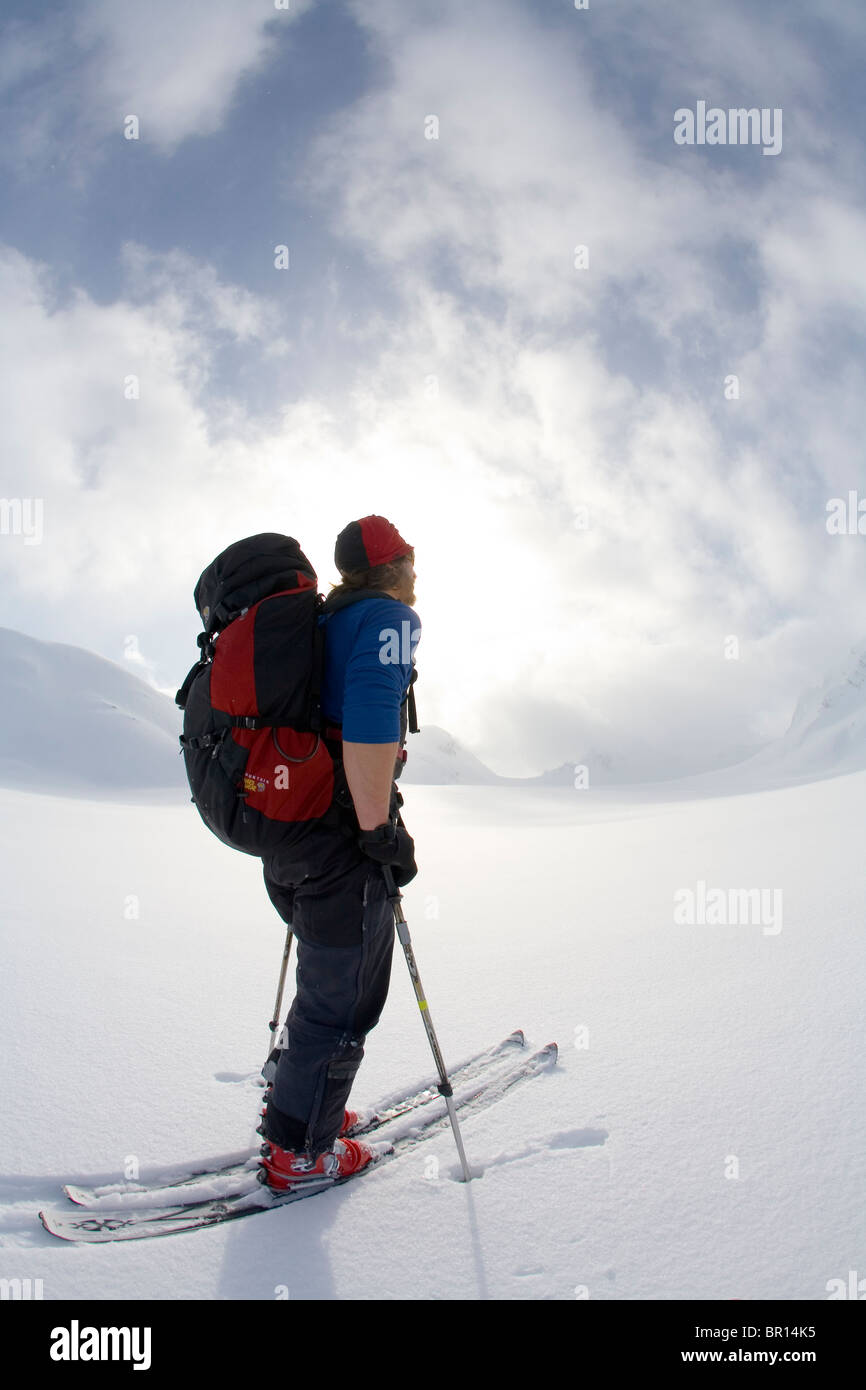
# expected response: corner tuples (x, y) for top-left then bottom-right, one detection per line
(0, 629), (863, 1299)
(0, 628), (184, 799)
(0, 768), (863, 1299)
(734, 638), (866, 785)
(400, 722), (504, 784)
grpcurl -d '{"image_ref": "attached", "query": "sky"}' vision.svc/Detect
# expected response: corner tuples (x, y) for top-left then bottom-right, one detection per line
(0, 0), (864, 779)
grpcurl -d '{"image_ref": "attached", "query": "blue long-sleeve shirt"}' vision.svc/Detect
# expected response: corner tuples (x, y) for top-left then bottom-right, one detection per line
(318, 597), (420, 742)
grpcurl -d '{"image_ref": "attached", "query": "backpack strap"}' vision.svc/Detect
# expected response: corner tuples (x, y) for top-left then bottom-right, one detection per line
(320, 586), (395, 616)
(175, 632), (215, 711)
(179, 726), (230, 755)
(308, 595), (326, 733)
(407, 665), (419, 734)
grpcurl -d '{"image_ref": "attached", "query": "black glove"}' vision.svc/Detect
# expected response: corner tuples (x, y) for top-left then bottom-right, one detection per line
(357, 820), (418, 887)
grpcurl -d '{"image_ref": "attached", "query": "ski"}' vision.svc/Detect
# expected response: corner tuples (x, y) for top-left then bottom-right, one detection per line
(61, 1029), (526, 1207)
(40, 1043), (557, 1242)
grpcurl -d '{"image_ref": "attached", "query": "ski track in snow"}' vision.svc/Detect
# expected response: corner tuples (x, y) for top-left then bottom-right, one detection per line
(470, 1126), (610, 1177)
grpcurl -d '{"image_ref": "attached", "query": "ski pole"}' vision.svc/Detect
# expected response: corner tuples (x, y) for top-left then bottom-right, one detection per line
(264, 924), (293, 1072)
(381, 864), (473, 1182)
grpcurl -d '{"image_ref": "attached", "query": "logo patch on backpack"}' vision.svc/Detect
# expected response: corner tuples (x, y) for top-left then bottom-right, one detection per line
(244, 772), (269, 795)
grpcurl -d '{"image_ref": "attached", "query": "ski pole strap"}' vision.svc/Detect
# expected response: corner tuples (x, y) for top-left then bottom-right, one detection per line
(382, 862), (400, 902)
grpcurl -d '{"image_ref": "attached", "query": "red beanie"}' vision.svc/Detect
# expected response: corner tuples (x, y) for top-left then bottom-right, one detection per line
(334, 515), (413, 573)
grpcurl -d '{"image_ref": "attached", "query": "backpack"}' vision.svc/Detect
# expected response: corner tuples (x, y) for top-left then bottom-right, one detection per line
(175, 532), (418, 858)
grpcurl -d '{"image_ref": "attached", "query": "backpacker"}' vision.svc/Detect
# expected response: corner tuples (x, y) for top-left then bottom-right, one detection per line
(175, 532), (417, 858)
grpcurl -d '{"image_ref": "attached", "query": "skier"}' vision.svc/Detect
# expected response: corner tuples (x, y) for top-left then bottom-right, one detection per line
(37, 516), (552, 1241)
(257, 515), (420, 1189)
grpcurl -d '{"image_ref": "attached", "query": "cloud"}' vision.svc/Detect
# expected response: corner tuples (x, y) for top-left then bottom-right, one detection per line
(119, 632), (176, 699)
(305, 0), (846, 332)
(2, 0), (865, 777)
(0, 242), (296, 611)
(119, 241), (291, 370)
(74, 0), (312, 151)
(290, 0), (866, 765)
(0, 0), (314, 172)
(0, 228), (856, 774)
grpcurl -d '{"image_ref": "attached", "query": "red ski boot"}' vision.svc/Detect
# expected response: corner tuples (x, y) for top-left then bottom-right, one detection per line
(258, 1136), (383, 1191)
(339, 1107), (373, 1136)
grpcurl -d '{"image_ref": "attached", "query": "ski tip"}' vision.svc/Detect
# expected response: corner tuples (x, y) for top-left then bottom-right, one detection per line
(510, 1029), (526, 1046)
(38, 1209), (57, 1236)
(542, 1042), (558, 1063)
(63, 1185), (85, 1205)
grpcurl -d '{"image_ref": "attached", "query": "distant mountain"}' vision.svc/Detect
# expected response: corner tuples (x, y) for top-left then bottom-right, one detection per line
(2, 627), (864, 800)
(400, 729), (615, 786)
(0, 627), (184, 797)
(399, 724), (503, 784)
(735, 638), (866, 784)
(0, 629), (510, 798)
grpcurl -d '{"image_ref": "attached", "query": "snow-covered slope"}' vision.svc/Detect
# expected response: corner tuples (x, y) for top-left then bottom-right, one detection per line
(0, 771), (862, 1299)
(736, 639), (866, 784)
(405, 636), (866, 791)
(0, 627), (184, 797)
(401, 723), (503, 784)
(4, 626), (866, 799)
(0, 629), (511, 794)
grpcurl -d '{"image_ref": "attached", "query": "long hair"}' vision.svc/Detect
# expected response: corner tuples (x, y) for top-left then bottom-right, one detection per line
(327, 549), (414, 599)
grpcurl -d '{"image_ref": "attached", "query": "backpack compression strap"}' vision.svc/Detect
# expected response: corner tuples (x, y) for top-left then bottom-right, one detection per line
(175, 632), (215, 711)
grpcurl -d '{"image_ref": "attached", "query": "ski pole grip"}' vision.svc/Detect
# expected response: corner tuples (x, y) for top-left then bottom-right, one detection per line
(382, 864), (399, 900)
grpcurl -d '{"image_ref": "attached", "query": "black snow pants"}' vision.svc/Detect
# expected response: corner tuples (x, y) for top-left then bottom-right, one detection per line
(258, 820), (396, 1158)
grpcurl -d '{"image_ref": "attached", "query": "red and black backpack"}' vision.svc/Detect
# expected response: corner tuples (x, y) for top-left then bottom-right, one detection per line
(175, 532), (418, 858)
